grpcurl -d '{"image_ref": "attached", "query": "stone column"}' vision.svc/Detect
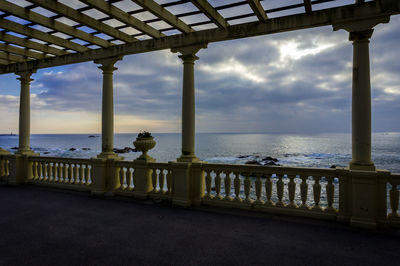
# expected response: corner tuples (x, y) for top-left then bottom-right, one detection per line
(95, 56), (122, 159)
(333, 17), (389, 171)
(15, 70), (36, 155)
(349, 29), (375, 171)
(171, 44), (207, 162)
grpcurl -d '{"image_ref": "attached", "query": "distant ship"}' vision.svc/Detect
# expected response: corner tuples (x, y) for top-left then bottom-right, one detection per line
(0, 132), (16, 136)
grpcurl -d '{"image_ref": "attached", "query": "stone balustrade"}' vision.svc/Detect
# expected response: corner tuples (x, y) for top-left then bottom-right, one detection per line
(0, 152), (399, 228)
(148, 162), (173, 196)
(114, 161), (172, 200)
(201, 163), (339, 219)
(388, 173), (400, 226)
(28, 156), (92, 191)
(0, 155), (10, 182)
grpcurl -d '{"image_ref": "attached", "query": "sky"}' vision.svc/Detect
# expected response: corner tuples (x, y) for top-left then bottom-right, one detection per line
(0, 1), (399, 134)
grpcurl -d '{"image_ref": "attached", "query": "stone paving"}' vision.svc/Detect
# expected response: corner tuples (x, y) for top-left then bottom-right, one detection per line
(0, 185), (399, 266)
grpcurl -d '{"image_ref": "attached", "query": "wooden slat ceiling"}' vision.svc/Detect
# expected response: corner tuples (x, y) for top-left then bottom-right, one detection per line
(0, 0), (396, 73)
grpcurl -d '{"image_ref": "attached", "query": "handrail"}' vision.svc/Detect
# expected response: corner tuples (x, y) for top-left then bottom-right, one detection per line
(202, 162), (338, 177)
(29, 156), (91, 164)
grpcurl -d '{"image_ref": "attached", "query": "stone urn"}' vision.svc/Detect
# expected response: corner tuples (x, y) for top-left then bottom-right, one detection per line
(133, 135), (156, 161)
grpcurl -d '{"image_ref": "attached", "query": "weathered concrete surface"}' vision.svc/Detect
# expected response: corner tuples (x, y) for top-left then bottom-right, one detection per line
(0, 184), (399, 266)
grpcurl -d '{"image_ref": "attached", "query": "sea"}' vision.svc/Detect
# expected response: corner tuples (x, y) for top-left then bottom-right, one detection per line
(1, 132), (400, 173)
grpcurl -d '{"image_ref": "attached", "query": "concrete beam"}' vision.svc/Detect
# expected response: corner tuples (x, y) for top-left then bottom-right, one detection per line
(0, 43), (48, 60)
(0, 52), (25, 63)
(304, 0), (313, 13)
(28, 0), (136, 43)
(0, 18), (88, 52)
(0, 0), (398, 74)
(0, 0), (112, 48)
(190, 0), (229, 29)
(0, 58), (11, 65)
(0, 32), (69, 56)
(132, 0), (193, 34)
(79, 0), (164, 38)
(246, 0), (268, 21)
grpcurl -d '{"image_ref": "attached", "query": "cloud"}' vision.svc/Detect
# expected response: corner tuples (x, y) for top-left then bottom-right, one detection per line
(0, 15), (399, 134)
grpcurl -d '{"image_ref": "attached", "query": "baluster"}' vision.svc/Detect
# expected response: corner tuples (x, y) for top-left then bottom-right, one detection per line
(234, 172), (242, 202)
(32, 161), (38, 180)
(224, 172), (232, 201)
(5, 160), (9, 177)
(167, 170), (172, 194)
(326, 176), (335, 211)
(389, 182), (399, 218)
(48, 162), (53, 181)
(74, 164), (80, 184)
(85, 165), (90, 185)
(265, 175), (272, 205)
(276, 174), (284, 206)
(205, 170), (212, 199)
(4, 160), (8, 177)
(131, 169), (136, 188)
(68, 164), (73, 183)
(152, 168), (158, 193)
(159, 169), (166, 194)
(0, 159), (4, 177)
(288, 175), (296, 207)
(255, 174), (263, 204)
(300, 176), (308, 208)
(63, 164), (68, 183)
(126, 169), (132, 190)
(53, 163), (58, 182)
(215, 171), (222, 200)
(57, 163), (62, 182)
(244, 173), (252, 203)
(43, 162), (48, 181)
(79, 164), (85, 185)
(38, 162), (43, 180)
(313, 176), (322, 210)
(119, 167), (125, 190)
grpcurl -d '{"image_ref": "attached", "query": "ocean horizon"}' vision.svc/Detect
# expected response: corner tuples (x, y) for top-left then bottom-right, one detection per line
(1, 132), (400, 173)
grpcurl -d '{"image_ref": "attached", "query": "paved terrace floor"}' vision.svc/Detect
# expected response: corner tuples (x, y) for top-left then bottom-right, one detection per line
(0, 184), (399, 266)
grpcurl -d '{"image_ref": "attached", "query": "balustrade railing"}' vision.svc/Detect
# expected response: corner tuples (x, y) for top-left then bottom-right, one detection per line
(0, 155), (10, 181)
(148, 162), (172, 196)
(202, 163), (339, 217)
(115, 161), (172, 199)
(388, 173), (400, 219)
(2, 152), (400, 228)
(29, 156), (92, 189)
(116, 161), (136, 191)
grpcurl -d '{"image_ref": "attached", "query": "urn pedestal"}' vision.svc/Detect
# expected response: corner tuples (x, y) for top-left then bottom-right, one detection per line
(133, 137), (156, 162)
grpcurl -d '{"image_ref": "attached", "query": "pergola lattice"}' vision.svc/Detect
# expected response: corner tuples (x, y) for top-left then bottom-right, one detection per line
(0, 0), (398, 74)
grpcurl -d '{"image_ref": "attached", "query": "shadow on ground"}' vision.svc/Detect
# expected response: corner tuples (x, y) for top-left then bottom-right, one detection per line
(0, 185), (399, 266)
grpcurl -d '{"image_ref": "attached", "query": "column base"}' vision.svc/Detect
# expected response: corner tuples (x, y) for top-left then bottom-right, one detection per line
(135, 155), (155, 162)
(15, 149), (39, 156)
(349, 161), (375, 171)
(0, 148), (10, 155)
(177, 155), (199, 163)
(97, 152), (123, 160)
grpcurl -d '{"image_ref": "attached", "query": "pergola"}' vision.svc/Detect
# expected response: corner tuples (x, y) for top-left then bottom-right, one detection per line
(0, 0), (399, 169)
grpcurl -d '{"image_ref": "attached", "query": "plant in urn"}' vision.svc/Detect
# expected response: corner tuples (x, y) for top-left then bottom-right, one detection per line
(133, 131), (156, 161)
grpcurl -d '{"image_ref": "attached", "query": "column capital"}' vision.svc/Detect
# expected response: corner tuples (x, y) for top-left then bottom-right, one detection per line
(332, 16), (390, 33)
(171, 44), (207, 60)
(349, 29), (374, 42)
(15, 69), (36, 83)
(95, 56), (123, 73)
